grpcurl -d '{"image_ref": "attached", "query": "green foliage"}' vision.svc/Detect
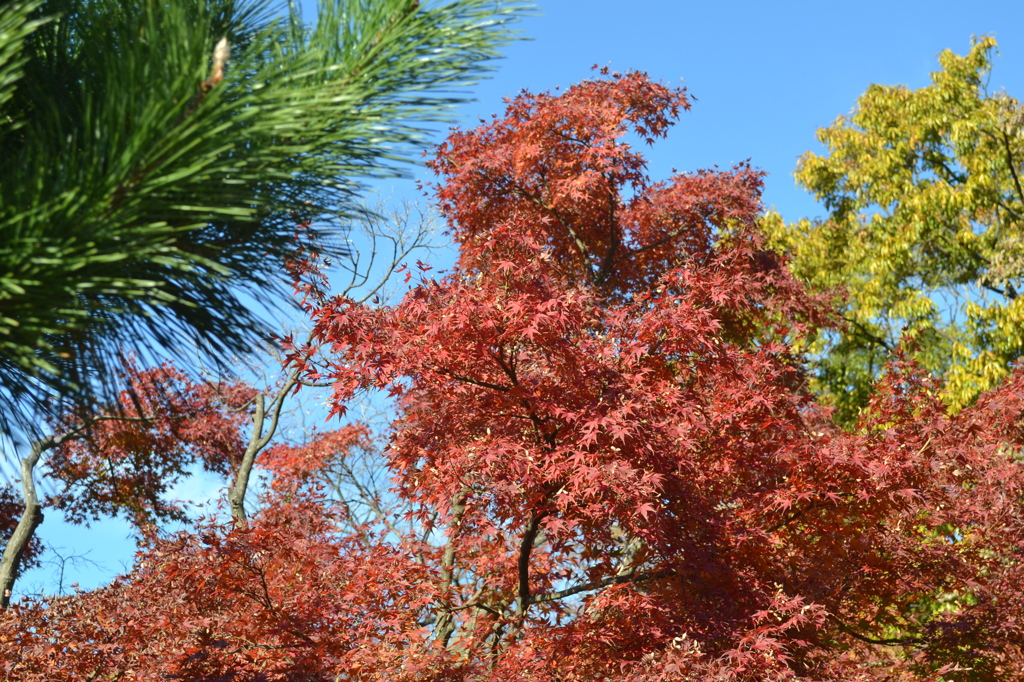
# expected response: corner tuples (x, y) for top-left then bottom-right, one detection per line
(764, 37), (1024, 422)
(0, 0), (526, 434)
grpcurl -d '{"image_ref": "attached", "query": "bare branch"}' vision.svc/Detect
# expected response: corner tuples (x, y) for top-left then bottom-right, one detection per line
(228, 371), (299, 527)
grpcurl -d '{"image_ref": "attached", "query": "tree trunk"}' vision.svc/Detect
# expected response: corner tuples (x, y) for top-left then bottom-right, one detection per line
(0, 436), (54, 608)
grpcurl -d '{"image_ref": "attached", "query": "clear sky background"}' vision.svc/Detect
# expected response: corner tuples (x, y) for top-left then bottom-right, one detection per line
(381, 0), (1024, 224)
(12, 0), (1024, 598)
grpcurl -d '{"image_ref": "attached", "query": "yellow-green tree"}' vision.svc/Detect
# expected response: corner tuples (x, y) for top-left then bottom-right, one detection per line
(765, 37), (1024, 422)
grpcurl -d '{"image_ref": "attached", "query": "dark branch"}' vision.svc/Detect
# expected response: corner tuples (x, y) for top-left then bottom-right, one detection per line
(515, 512), (548, 616)
(442, 370), (512, 393)
(514, 188), (596, 285)
(528, 567), (674, 606)
(595, 181), (620, 285)
(1001, 129), (1024, 209)
(841, 315), (894, 351)
(434, 489), (471, 646)
(831, 616), (925, 647)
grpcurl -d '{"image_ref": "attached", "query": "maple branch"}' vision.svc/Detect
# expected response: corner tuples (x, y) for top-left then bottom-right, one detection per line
(334, 197), (444, 305)
(527, 567), (674, 606)
(225, 634), (314, 651)
(331, 495), (375, 547)
(441, 369), (511, 393)
(246, 562), (319, 650)
(628, 223), (693, 258)
(491, 348), (555, 447)
(440, 491), (470, 588)
(282, 626), (317, 646)
(434, 489), (471, 647)
(515, 187), (596, 285)
(295, 379), (335, 389)
(594, 182), (620, 285)
(515, 511), (548, 617)
(487, 511), (551, 658)
(615, 534), (645, 577)
(765, 501), (826, 535)
(831, 616), (925, 647)
(2, 386), (262, 606)
(58, 414), (156, 428)
(228, 393), (265, 527)
(451, 598), (503, 618)
(421, 509), (439, 547)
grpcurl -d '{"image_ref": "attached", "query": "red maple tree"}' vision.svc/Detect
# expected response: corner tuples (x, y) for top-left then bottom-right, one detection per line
(43, 359), (255, 528)
(4, 70), (1024, 681)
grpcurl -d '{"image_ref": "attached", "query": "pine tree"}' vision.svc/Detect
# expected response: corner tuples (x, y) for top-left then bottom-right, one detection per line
(0, 0), (526, 435)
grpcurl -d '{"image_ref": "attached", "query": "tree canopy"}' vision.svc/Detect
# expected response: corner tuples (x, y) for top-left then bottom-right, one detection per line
(764, 37), (1024, 421)
(5, 67), (1024, 680)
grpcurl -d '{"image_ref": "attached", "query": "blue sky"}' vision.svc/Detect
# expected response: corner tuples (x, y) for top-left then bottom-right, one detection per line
(11, 0), (1024, 598)
(378, 0), (1024, 222)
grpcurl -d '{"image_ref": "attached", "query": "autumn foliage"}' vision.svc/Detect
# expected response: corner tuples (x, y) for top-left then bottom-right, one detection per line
(43, 360), (255, 528)
(5, 70), (1024, 681)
